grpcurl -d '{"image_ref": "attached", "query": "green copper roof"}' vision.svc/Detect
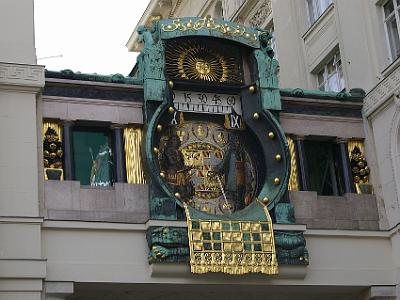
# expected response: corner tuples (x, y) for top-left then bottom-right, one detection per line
(44, 70), (365, 102)
(45, 69), (143, 85)
(280, 88), (365, 102)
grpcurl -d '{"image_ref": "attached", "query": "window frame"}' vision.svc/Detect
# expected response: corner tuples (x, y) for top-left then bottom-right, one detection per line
(303, 138), (345, 196)
(382, 0), (400, 62)
(71, 125), (115, 187)
(306, 0), (333, 25)
(316, 51), (345, 92)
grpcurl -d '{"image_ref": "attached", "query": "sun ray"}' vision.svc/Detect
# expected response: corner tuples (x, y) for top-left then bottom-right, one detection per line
(165, 38), (243, 84)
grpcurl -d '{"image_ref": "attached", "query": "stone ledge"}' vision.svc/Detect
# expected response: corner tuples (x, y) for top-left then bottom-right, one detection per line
(0, 62), (45, 89)
(0, 259), (46, 279)
(150, 262), (307, 279)
(290, 191), (380, 230)
(44, 181), (149, 223)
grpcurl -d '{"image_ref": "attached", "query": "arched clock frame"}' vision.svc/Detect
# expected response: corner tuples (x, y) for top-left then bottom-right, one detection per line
(139, 17), (290, 219)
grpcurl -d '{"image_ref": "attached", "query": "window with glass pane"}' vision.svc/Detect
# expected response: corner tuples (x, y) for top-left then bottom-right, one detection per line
(307, 0), (333, 24)
(384, 0), (400, 61)
(317, 52), (345, 92)
(72, 127), (114, 186)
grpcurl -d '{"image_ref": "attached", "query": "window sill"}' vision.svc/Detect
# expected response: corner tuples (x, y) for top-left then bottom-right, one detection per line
(302, 3), (335, 40)
(381, 55), (400, 79)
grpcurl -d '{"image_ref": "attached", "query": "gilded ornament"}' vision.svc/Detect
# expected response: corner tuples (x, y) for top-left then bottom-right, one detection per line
(168, 80), (174, 88)
(273, 177), (280, 185)
(175, 192), (181, 199)
(262, 197), (269, 204)
(252, 112), (260, 120)
(248, 85), (256, 94)
(161, 16), (258, 45)
(156, 124), (163, 132)
(168, 106), (175, 113)
(275, 154), (282, 161)
(268, 132), (275, 139)
(160, 172), (166, 178)
(165, 39), (242, 83)
(153, 147), (159, 154)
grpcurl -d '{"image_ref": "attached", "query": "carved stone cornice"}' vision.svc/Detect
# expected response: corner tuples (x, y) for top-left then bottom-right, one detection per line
(0, 62), (45, 91)
(364, 65), (400, 117)
(247, 0), (272, 28)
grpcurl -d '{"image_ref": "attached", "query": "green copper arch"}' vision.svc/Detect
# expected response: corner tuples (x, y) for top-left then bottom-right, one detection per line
(144, 89), (290, 214)
(139, 17), (288, 217)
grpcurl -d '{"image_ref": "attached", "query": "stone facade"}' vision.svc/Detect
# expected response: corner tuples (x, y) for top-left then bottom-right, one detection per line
(1, 0), (400, 299)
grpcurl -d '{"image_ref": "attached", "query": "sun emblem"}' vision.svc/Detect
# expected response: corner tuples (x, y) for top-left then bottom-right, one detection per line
(165, 39), (243, 83)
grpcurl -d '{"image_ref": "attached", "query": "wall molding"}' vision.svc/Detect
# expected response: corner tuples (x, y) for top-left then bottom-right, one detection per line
(364, 65), (400, 117)
(0, 62), (45, 90)
(246, 0), (272, 28)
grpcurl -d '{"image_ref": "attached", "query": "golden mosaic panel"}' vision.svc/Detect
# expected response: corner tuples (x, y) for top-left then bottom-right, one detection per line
(184, 204), (278, 275)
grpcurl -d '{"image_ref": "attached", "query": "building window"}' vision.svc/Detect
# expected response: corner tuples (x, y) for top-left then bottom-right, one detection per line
(383, 0), (400, 61)
(304, 140), (344, 196)
(317, 52), (345, 92)
(72, 127), (114, 186)
(307, 0), (333, 24)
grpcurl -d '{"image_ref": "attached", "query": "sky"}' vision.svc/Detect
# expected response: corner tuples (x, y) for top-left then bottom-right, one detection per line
(34, 0), (150, 76)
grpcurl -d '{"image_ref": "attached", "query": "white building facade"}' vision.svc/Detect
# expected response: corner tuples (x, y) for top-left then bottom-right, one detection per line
(0, 0), (399, 299)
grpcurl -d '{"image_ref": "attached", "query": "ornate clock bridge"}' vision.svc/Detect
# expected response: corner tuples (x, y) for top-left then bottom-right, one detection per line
(138, 16), (308, 273)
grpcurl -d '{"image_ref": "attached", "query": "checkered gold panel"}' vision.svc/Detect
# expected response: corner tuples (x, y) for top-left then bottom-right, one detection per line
(184, 204), (278, 275)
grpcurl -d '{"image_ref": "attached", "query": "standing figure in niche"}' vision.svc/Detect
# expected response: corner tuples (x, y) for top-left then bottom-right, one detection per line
(214, 135), (246, 211)
(160, 132), (194, 200)
(90, 144), (113, 187)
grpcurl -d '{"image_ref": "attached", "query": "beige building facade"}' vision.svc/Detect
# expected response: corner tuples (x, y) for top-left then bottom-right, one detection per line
(0, 0), (399, 299)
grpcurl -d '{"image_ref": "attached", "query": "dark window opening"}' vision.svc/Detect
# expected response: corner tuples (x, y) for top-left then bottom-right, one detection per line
(304, 140), (344, 196)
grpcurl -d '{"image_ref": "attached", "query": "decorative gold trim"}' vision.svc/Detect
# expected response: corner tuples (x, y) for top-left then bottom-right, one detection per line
(185, 204), (278, 275)
(161, 16), (258, 43)
(43, 121), (63, 180)
(124, 127), (146, 184)
(43, 121), (62, 141)
(165, 39), (243, 83)
(286, 135), (299, 191)
(348, 139), (370, 193)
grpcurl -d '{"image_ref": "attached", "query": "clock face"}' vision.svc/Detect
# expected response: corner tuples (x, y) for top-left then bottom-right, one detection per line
(156, 92), (263, 215)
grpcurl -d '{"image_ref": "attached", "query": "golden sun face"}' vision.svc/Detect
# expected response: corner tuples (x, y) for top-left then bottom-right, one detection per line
(165, 39), (243, 84)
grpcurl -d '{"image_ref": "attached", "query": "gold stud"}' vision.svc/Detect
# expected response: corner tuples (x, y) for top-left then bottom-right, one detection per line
(275, 154), (282, 161)
(262, 197), (269, 205)
(168, 80), (174, 88)
(174, 192), (181, 199)
(153, 147), (159, 154)
(156, 124), (163, 132)
(268, 132), (275, 139)
(273, 177), (280, 185)
(252, 112), (259, 120)
(248, 85), (256, 94)
(160, 172), (166, 178)
(168, 106), (175, 113)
